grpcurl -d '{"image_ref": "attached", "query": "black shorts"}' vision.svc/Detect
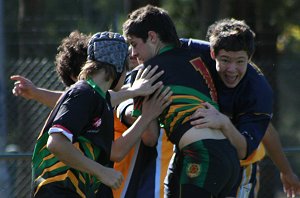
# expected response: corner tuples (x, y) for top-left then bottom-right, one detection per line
(179, 139), (240, 197)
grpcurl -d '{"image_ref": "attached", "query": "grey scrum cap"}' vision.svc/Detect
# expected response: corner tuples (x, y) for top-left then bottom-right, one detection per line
(87, 31), (128, 75)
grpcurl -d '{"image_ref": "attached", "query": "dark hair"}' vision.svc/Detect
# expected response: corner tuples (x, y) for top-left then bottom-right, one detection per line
(123, 4), (180, 47)
(55, 30), (91, 86)
(207, 18), (256, 58)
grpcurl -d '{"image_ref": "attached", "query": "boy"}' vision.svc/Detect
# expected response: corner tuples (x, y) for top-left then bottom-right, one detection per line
(123, 5), (244, 197)
(166, 19), (273, 198)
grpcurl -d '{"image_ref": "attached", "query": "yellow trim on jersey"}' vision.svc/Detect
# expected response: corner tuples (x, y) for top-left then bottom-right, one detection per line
(34, 170), (85, 198)
(240, 143), (265, 166)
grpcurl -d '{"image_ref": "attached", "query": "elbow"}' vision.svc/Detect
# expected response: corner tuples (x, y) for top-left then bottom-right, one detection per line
(47, 136), (59, 154)
(110, 152), (124, 162)
(238, 150), (247, 160)
(142, 138), (157, 147)
(46, 133), (66, 155)
(239, 143), (248, 160)
(141, 132), (158, 147)
(141, 128), (159, 147)
(110, 145), (126, 162)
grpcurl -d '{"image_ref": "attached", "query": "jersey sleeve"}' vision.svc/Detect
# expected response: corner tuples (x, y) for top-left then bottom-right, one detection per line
(236, 113), (271, 158)
(235, 70), (273, 157)
(50, 88), (98, 142)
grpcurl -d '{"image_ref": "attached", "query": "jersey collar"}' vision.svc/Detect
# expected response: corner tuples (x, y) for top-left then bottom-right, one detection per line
(158, 45), (174, 55)
(86, 77), (106, 99)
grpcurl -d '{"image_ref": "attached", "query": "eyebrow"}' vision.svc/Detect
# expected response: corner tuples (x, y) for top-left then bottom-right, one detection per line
(220, 55), (247, 60)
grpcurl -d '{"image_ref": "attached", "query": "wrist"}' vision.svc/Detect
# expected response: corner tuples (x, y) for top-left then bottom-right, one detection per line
(140, 114), (154, 124)
(127, 86), (138, 98)
(32, 87), (44, 100)
(280, 167), (293, 175)
(220, 115), (232, 132)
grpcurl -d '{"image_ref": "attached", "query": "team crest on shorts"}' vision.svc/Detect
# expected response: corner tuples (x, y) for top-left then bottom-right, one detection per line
(186, 163), (200, 178)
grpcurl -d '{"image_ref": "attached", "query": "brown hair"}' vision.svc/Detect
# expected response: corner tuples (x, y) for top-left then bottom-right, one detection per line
(78, 61), (117, 82)
(55, 30), (91, 86)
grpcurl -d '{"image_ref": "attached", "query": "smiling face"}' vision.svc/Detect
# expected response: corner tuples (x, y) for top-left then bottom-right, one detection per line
(212, 49), (249, 88)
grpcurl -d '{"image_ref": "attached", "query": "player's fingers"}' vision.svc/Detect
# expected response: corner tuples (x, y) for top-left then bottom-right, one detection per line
(191, 117), (206, 124)
(134, 65), (146, 80)
(161, 91), (172, 108)
(14, 81), (23, 86)
(285, 188), (294, 198)
(158, 86), (172, 101)
(190, 108), (205, 119)
(12, 83), (22, 95)
(135, 69), (142, 80)
(148, 70), (164, 84)
(143, 65), (158, 79)
(12, 87), (18, 96)
(114, 174), (123, 189)
(118, 175), (124, 188)
(10, 75), (27, 83)
(152, 85), (164, 99)
(140, 65), (152, 78)
(203, 102), (213, 109)
(148, 81), (163, 94)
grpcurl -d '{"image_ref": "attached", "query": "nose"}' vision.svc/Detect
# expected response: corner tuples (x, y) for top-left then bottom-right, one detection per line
(131, 48), (138, 57)
(226, 61), (237, 72)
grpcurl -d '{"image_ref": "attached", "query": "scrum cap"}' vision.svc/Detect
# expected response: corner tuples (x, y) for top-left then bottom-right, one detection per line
(87, 31), (128, 88)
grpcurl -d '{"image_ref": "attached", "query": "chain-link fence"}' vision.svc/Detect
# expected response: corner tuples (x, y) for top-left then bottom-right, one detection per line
(0, 154), (31, 198)
(1, 58), (299, 197)
(1, 58), (64, 198)
(5, 58), (65, 152)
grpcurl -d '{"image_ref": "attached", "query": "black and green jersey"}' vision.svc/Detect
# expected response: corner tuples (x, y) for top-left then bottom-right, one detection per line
(32, 79), (114, 197)
(131, 47), (218, 145)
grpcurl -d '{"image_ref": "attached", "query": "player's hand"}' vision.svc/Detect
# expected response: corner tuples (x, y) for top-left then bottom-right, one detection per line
(142, 85), (172, 120)
(190, 102), (228, 130)
(96, 166), (124, 190)
(130, 65), (164, 97)
(10, 75), (38, 100)
(280, 171), (300, 197)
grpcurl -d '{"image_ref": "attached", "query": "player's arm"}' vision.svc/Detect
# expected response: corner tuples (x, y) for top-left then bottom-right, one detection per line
(140, 119), (160, 147)
(47, 132), (123, 189)
(109, 65), (164, 107)
(190, 102), (247, 159)
(10, 75), (62, 108)
(117, 102), (159, 147)
(110, 86), (172, 162)
(262, 123), (300, 197)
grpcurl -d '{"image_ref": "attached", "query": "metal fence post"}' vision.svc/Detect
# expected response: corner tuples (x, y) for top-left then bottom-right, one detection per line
(0, 0), (11, 197)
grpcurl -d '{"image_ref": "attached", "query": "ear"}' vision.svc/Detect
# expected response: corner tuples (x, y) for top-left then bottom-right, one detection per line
(210, 48), (216, 60)
(148, 31), (158, 43)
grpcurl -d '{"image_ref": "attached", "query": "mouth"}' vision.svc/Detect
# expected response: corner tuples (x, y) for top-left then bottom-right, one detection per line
(224, 74), (238, 86)
(137, 57), (144, 63)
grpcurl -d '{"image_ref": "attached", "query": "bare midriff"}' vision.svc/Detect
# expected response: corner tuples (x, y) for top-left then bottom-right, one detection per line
(178, 127), (226, 150)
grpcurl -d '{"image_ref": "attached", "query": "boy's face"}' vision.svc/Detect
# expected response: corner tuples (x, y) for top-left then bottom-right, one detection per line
(112, 68), (128, 91)
(213, 49), (249, 88)
(128, 46), (140, 69)
(126, 35), (157, 64)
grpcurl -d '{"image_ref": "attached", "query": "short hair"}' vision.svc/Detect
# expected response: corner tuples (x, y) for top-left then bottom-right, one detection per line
(55, 30), (91, 86)
(123, 4), (180, 47)
(207, 18), (256, 58)
(78, 61), (117, 82)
